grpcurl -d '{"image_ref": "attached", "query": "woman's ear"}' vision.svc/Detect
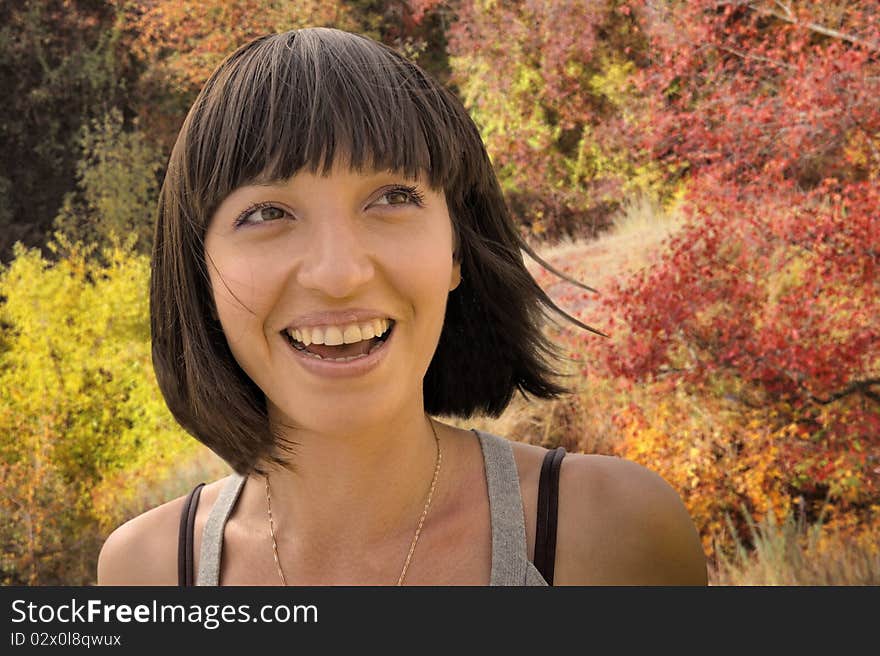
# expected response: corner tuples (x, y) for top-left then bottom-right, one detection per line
(449, 260), (462, 291)
(449, 225), (462, 291)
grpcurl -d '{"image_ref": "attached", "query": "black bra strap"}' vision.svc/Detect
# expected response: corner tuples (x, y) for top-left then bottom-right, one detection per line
(177, 482), (205, 587)
(534, 446), (566, 585)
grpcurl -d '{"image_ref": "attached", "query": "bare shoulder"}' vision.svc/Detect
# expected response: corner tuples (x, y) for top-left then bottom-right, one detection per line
(96, 477), (229, 586)
(554, 453), (708, 586)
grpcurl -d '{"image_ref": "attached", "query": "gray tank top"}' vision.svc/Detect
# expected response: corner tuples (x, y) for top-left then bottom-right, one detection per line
(196, 429), (548, 586)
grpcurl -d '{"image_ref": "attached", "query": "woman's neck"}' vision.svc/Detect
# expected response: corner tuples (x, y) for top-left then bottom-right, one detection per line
(252, 406), (444, 551)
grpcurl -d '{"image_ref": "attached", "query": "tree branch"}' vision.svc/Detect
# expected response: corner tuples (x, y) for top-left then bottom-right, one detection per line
(715, 44), (796, 70)
(809, 378), (880, 405)
(746, 2), (880, 52)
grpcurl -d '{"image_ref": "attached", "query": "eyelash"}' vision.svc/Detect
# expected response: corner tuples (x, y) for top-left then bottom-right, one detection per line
(232, 184), (426, 228)
(377, 184), (425, 208)
(232, 202), (286, 228)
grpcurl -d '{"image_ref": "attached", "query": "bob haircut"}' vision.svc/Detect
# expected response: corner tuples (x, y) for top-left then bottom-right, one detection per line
(151, 27), (601, 475)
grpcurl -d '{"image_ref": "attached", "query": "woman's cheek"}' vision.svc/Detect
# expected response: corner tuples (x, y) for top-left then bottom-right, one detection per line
(210, 261), (276, 345)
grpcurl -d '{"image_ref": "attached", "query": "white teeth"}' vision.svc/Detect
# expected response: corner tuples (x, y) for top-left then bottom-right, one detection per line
(323, 325), (344, 346)
(343, 325), (362, 344)
(287, 319), (391, 345)
(290, 327), (391, 361)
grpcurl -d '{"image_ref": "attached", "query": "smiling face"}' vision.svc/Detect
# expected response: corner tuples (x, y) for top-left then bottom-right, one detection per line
(203, 159), (461, 435)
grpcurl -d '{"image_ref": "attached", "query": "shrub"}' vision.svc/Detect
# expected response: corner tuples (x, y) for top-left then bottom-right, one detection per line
(0, 235), (198, 584)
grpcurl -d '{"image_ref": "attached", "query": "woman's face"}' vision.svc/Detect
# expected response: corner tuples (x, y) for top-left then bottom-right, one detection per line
(203, 159), (461, 433)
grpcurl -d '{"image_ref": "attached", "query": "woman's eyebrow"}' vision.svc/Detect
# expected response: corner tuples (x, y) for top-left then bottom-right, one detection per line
(247, 170), (422, 189)
(246, 178), (291, 189)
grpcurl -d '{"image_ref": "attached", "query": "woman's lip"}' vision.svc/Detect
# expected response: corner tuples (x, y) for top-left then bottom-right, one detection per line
(282, 310), (394, 330)
(282, 323), (395, 378)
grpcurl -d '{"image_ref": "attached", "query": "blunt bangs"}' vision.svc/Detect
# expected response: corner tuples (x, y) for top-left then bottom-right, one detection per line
(185, 28), (463, 222)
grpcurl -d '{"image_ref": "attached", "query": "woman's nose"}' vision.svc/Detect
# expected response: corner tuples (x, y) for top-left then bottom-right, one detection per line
(295, 217), (376, 298)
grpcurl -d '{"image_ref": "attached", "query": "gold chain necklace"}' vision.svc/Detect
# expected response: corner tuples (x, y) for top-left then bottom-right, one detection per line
(265, 419), (442, 586)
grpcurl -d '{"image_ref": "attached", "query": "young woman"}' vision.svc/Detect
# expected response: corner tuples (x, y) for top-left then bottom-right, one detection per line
(97, 27), (708, 586)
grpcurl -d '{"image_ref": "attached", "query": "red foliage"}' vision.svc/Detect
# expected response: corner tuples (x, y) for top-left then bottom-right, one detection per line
(446, 0), (647, 241)
(598, 1), (880, 526)
(633, 1), (880, 189)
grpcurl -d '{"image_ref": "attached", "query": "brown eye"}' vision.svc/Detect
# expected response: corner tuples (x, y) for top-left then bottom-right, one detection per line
(235, 204), (290, 226)
(254, 206), (285, 221)
(384, 191), (410, 205)
(373, 185), (426, 208)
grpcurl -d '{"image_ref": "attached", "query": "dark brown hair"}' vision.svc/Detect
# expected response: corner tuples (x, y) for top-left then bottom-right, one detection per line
(151, 27), (601, 475)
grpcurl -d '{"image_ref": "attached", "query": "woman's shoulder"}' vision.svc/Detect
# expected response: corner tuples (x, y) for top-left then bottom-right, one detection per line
(554, 451), (708, 585)
(507, 440), (708, 586)
(96, 476), (233, 586)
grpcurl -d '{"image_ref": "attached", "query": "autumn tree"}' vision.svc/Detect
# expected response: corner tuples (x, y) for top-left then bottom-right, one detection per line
(53, 108), (163, 255)
(595, 0), (880, 549)
(0, 0), (137, 262)
(445, 0), (656, 241)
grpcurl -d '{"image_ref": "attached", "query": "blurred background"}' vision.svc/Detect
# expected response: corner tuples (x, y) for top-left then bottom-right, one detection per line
(0, 0), (877, 585)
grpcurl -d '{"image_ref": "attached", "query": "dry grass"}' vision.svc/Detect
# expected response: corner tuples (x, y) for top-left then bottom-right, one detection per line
(709, 508), (880, 586)
(525, 192), (684, 288)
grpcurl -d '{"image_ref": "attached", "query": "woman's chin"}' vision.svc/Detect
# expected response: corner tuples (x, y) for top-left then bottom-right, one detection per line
(266, 396), (403, 436)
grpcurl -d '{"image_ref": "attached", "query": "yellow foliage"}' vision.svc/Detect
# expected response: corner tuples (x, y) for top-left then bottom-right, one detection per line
(0, 236), (198, 584)
(842, 127), (880, 176)
(588, 57), (636, 110)
(607, 371), (879, 565)
(452, 53), (561, 194)
(53, 109), (162, 254)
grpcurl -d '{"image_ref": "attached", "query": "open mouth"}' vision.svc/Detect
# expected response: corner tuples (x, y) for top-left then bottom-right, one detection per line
(283, 321), (395, 362)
